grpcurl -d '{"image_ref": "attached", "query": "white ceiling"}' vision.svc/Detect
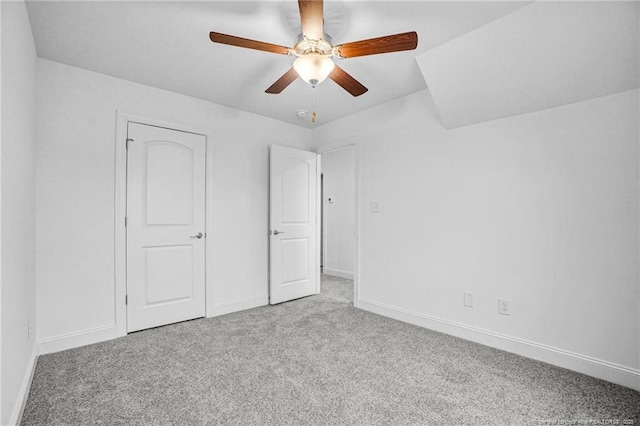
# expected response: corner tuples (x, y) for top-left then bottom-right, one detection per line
(25, 0), (528, 128)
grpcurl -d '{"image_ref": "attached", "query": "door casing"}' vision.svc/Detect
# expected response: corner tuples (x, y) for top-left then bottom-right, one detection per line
(115, 111), (214, 337)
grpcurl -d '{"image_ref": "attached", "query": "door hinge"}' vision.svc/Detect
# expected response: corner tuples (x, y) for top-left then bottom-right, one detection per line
(125, 295), (128, 305)
(124, 217), (127, 227)
(126, 138), (134, 149)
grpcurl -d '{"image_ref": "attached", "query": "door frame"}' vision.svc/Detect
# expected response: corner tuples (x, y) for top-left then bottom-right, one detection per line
(114, 111), (214, 337)
(320, 172), (324, 273)
(315, 142), (360, 307)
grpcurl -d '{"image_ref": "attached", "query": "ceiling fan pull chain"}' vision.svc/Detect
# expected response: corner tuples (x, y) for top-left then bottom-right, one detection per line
(312, 87), (317, 123)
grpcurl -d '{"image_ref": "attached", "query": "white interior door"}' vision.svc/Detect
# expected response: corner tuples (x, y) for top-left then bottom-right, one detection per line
(270, 145), (320, 304)
(126, 122), (206, 332)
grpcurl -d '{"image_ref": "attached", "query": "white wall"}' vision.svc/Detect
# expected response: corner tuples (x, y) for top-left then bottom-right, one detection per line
(36, 59), (311, 350)
(1, 1), (38, 423)
(320, 147), (355, 279)
(312, 88), (640, 390)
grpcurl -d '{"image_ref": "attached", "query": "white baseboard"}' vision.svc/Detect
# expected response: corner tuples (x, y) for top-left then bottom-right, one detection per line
(358, 298), (640, 391)
(322, 268), (354, 280)
(10, 346), (38, 426)
(38, 324), (117, 355)
(210, 295), (267, 317)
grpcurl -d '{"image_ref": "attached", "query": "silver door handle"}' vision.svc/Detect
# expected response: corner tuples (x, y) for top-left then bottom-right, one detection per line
(190, 232), (203, 239)
(272, 230), (284, 235)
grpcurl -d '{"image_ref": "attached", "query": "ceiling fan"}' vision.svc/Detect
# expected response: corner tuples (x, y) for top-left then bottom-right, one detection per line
(209, 0), (418, 97)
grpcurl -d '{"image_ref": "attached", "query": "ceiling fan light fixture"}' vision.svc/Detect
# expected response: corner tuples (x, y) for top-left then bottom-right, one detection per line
(293, 53), (335, 87)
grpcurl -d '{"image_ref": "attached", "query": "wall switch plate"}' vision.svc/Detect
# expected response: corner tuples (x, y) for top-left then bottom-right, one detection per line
(498, 298), (511, 316)
(463, 292), (474, 308)
(369, 201), (380, 213)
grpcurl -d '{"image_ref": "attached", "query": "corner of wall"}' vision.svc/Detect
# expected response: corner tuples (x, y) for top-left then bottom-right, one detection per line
(1, 0), (39, 423)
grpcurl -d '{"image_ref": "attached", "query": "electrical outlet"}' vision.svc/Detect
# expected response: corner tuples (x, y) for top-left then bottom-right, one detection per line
(498, 298), (511, 316)
(463, 292), (474, 308)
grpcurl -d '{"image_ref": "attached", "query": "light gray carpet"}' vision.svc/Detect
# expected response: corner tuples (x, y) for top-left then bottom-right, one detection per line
(22, 275), (640, 425)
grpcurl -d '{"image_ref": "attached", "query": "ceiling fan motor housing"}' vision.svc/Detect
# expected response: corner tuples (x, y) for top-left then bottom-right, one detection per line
(292, 33), (335, 56)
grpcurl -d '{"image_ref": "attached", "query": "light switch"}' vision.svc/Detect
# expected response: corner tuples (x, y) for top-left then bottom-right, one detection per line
(464, 292), (474, 308)
(370, 201), (380, 213)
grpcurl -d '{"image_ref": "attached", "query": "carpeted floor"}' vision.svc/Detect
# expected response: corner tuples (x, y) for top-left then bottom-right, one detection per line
(22, 275), (640, 425)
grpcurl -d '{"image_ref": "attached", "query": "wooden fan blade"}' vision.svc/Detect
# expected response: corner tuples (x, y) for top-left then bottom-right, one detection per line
(209, 32), (291, 55)
(329, 65), (368, 97)
(335, 31), (418, 59)
(298, 0), (324, 41)
(265, 68), (299, 94)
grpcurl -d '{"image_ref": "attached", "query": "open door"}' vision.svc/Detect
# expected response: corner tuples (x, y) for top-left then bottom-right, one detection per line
(269, 145), (320, 304)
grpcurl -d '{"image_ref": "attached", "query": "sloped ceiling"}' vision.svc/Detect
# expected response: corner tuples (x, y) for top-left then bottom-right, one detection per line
(417, 1), (640, 129)
(25, 1), (529, 128)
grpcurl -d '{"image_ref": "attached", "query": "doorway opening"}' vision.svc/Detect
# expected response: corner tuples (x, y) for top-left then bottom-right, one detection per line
(319, 146), (356, 304)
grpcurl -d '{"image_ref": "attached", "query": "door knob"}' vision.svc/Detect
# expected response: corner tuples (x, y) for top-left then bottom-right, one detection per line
(272, 230), (284, 235)
(190, 232), (203, 239)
